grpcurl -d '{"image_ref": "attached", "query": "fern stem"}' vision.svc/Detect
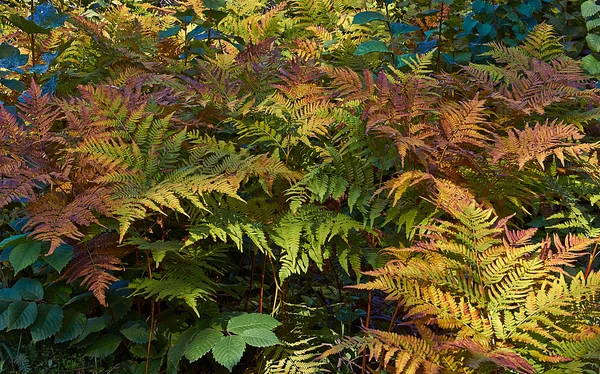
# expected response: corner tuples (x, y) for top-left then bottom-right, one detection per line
(585, 237), (600, 280)
(361, 277), (373, 374)
(268, 253), (281, 314)
(259, 252), (267, 313)
(145, 300), (155, 374)
(436, 1), (444, 69)
(245, 246), (257, 312)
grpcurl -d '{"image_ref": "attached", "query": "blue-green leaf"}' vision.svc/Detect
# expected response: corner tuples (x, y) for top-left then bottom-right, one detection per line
(31, 304), (63, 342)
(55, 311), (86, 343)
(120, 321), (151, 344)
(353, 40), (392, 56)
(12, 278), (43, 301)
(7, 301), (37, 330)
(85, 334), (122, 358)
(352, 11), (386, 25)
(32, 2), (69, 29)
(9, 241), (42, 274)
(43, 243), (73, 273)
(390, 23), (420, 36)
(158, 25), (181, 39)
(0, 288), (21, 302)
(0, 43), (29, 73)
(0, 79), (25, 92)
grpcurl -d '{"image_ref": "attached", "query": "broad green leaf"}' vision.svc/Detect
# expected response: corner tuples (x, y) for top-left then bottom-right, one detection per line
(85, 334), (122, 358)
(463, 15), (478, 32)
(353, 40), (392, 56)
(45, 283), (72, 305)
(7, 301), (37, 330)
(0, 302), (9, 330)
(158, 25), (180, 39)
(227, 313), (281, 334)
(10, 241), (42, 274)
(241, 328), (279, 347)
(184, 328), (223, 362)
(72, 316), (110, 344)
(203, 0), (226, 9)
(55, 311), (86, 343)
(12, 278), (43, 300)
(7, 14), (51, 34)
(32, 2), (69, 29)
(476, 22), (493, 37)
(0, 43), (28, 73)
(582, 54), (600, 75)
(31, 304), (63, 342)
(352, 11), (386, 25)
(0, 79), (25, 92)
(0, 234), (28, 250)
(0, 288), (21, 302)
(587, 34), (600, 52)
(587, 18), (600, 31)
(120, 320), (151, 344)
(167, 328), (198, 373)
(44, 243), (74, 273)
(390, 23), (420, 36)
(212, 335), (245, 371)
(582, 0), (600, 17)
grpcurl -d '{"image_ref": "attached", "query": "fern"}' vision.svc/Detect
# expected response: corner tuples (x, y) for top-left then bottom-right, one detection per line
(334, 201), (600, 373)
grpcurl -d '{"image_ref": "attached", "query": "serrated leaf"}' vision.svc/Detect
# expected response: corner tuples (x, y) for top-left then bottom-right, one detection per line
(352, 11), (386, 25)
(85, 334), (121, 358)
(31, 2), (69, 29)
(120, 320), (150, 344)
(582, 0), (600, 17)
(0, 234), (28, 250)
(167, 328), (198, 373)
(43, 243), (73, 273)
(12, 278), (43, 301)
(212, 335), (245, 371)
(0, 79), (25, 92)
(184, 328), (223, 362)
(354, 40), (392, 56)
(0, 302), (9, 330)
(582, 54), (600, 75)
(390, 23), (420, 36)
(72, 316), (110, 344)
(241, 328), (279, 347)
(31, 304), (63, 342)
(463, 15), (478, 33)
(8, 14), (51, 34)
(476, 22), (493, 37)
(55, 311), (86, 343)
(158, 25), (181, 39)
(7, 301), (37, 330)
(203, 0), (226, 9)
(10, 241), (42, 274)
(587, 34), (600, 52)
(0, 288), (21, 302)
(0, 43), (28, 74)
(587, 18), (600, 30)
(227, 313), (281, 334)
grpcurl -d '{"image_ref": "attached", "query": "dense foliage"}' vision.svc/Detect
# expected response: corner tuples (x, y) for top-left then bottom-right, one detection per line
(0, 0), (599, 373)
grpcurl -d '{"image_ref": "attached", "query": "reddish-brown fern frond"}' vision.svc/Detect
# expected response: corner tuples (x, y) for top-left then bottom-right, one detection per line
(60, 233), (133, 306)
(491, 120), (594, 169)
(23, 188), (113, 255)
